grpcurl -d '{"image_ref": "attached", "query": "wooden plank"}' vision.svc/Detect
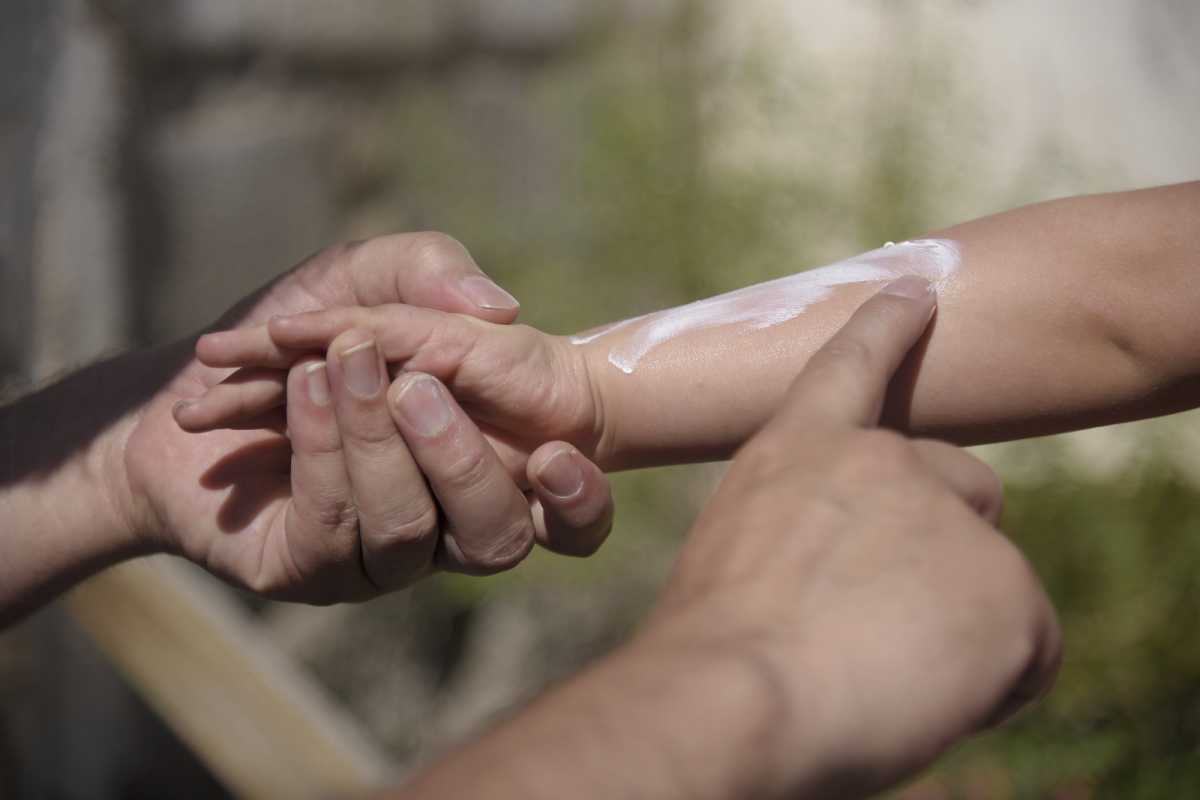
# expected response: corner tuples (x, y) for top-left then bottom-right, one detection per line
(65, 556), (396, 799)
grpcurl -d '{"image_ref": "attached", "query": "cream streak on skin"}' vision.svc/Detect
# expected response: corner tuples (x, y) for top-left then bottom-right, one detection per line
(573, 239), (961, 374)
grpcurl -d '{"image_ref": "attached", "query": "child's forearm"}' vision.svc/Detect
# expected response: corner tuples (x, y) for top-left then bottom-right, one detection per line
(582, 182), (1200, 471)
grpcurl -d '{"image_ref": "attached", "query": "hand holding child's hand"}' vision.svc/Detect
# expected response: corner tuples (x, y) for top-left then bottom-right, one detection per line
(182, 302), (614, 577)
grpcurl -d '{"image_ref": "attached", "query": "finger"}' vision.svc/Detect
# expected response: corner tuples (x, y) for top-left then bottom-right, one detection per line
(386, 372), (535, 576)
(526, 443), (615, 557)
(271, 358), (374, 602)
(270, 305), (482, 377)
(174, 367), (286, 432)
(196, 324), (303, 370)
(345, 232), (521, 324)
(770, 275), (937, 434)
(326, 330), (440, 590)
(910, 439), (1004, 525)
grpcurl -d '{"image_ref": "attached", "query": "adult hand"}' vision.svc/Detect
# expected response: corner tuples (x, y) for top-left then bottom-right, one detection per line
(125, 233), (613, 601)
(639, 275), (1061, 797)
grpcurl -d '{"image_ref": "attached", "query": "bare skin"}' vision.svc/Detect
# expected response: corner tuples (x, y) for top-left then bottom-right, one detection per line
(392, 279), (1061, 800)
(0, 265), (1059, 798)
(0, 233), (614, 624)
(190, 182), (1200, 472)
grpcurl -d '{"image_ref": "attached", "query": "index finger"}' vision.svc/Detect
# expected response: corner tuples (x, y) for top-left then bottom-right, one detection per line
(769, 275), (937, 433)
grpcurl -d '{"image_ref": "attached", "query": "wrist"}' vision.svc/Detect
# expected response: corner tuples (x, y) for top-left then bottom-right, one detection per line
(0, 364), (152, 622)
(103, 340), (198, 553)
(597, 636), (789, 800)
(573, 338), (625, 471)
(402, 636), (784, 800)
(631, 602), (862, 800)
(96, 404), (160, 557)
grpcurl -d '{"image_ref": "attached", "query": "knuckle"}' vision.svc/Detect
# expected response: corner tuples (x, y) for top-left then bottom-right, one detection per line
(462, 517), (535, 573)
(343, 420), (400, 451)
(312, 494), (359, 534)
(342, 234), (432, 286)
(302, 240), (365, 291)
(437, 446), (495, 496)
(373, 502), (440, 547)
(341, 237), (386, 279)
(321, 239), (362, 267)
(407, 231), (468, 270)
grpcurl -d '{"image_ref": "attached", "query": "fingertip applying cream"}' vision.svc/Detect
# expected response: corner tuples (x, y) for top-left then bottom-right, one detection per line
(576, 239), (959, 374)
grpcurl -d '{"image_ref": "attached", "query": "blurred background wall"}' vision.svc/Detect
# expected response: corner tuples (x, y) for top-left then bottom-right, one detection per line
(1, 0), (1199, 797)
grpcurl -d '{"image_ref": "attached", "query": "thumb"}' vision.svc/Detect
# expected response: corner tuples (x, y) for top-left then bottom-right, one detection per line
(343, 232), (521, 324)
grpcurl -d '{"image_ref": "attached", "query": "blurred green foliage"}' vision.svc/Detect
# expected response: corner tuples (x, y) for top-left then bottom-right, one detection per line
(342, 1), (1200, 794)
(919, 463), (1200, 798)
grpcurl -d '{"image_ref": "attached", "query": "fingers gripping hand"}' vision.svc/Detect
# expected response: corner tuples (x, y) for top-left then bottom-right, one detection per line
(179, 231), (522, 430)
(146, 232), (616, 604)
(194, 232), (521, 370)
(180, 304), (486, 426)
(184, 310), (615, 586)
(182, 304), (596, 449)
(274, 336), (616, 590)
(384, 372), (615, 568)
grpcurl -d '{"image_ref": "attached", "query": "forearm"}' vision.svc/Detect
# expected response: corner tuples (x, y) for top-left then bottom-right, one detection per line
(585, 182), (1200, 469)
(0, 355), (150, 625)
(392, 640), (789, 800)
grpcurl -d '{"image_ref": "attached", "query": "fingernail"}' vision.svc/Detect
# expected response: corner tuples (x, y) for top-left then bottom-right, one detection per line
(393, 374), (453, 437)
(536, 449), (584, 500)
(305, 362), (331, 407)
(340, 340), (381, 398)
(460, 275), (520, 312)
(173, 399), (195, 416)
(881, 275), (933, 299)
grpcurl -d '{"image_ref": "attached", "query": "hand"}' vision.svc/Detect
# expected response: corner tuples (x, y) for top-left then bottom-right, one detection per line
(122, 233), (612, 601)
(623, 276), (1061, 798)
(181, 300), (615, 499)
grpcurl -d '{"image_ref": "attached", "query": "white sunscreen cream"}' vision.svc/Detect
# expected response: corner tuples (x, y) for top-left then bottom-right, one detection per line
(572, 239), (961, 374)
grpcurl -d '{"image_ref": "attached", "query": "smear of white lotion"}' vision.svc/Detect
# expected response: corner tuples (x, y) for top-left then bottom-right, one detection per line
(571, 239), (960, 374)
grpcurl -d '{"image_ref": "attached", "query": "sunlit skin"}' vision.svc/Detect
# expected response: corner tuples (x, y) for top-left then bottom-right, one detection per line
(0, 234), (617, 624)
(388, 280), (1063, 800)
(0, 273), (1064, 800)
(189, 182), (1200, 473)
(4, 182), (1196, 798)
